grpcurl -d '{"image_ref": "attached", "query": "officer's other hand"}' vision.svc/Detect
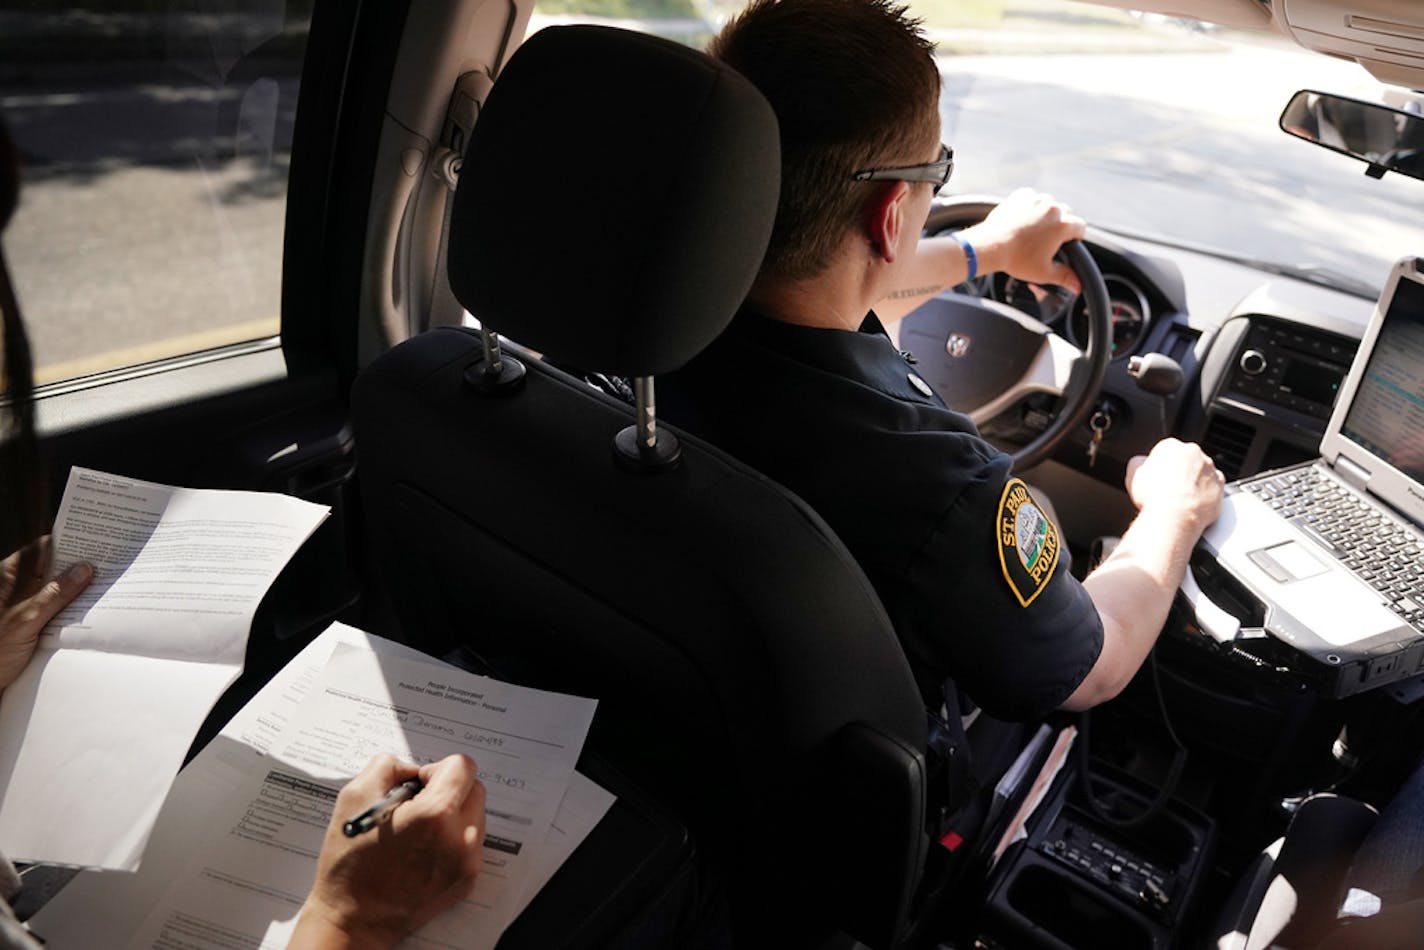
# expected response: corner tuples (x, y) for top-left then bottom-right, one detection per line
(0, 537), (93, 691)
(1124, 438), (1225, 533)
(291, 753), (486, 950)
(961, 188), (1086, 292)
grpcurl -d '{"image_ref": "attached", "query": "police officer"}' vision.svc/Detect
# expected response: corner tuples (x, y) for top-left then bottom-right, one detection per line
(660, 0), (1224, 721)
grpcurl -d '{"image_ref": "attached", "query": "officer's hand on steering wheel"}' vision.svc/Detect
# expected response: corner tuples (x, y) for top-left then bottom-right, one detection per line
(959, 189), (1086, 293)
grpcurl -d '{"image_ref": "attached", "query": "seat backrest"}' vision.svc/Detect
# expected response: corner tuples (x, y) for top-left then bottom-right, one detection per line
(353, 26), (929, 946)
(1214, 792), (1379, 949)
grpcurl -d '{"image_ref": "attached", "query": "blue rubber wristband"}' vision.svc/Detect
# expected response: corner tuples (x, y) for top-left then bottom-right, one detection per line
(954, 233), (978, 282)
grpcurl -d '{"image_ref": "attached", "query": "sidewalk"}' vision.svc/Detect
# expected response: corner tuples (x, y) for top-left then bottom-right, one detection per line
(929, 23), (1226, 56)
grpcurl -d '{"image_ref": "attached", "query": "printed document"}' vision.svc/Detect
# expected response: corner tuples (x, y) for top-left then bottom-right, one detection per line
(32, 624), (614, 949)
(0, 467), (329, 870)
(118, 635), (598, 948)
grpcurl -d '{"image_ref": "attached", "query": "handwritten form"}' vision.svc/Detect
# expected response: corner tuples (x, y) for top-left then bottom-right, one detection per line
(32, 624), (614, 949)
(0, 467), (329, 870)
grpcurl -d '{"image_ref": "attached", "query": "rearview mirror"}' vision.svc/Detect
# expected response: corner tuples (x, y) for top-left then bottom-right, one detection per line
(1281, 89), (1424, 182)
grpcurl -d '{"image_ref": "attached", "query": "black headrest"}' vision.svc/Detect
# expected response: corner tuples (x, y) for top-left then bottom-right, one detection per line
(448, 26), (780, 377)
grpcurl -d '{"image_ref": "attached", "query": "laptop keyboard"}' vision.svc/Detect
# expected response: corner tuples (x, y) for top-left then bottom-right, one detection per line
(1243, 466), (1424, 628)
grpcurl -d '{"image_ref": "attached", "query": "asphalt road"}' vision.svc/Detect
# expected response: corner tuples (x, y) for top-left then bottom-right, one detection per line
(3, 36), (1421, 384)
(3, 71), (297, 383)
(940, 41), (1422, 289)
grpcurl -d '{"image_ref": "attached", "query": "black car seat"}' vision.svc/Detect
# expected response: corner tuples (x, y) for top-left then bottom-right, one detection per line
(1216, 788), (1424, 949)
(1213, 793), (1378, 948)
(352, 25), (930, 948)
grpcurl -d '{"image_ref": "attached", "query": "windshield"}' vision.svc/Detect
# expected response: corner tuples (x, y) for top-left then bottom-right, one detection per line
(537, 0), (1423, 297)
(923, 2), (1423, 297)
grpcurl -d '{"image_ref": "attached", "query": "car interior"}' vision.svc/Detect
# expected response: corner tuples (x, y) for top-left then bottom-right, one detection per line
(9, 0), (1424, 947)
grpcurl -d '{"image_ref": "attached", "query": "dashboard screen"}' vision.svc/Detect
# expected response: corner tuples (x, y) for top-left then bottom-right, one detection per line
(1340, 275), (1424, 482)
(1280, 357), (1345, 408)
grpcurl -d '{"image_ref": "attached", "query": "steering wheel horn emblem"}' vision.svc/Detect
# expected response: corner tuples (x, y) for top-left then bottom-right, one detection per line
(946, 332), (971, 358)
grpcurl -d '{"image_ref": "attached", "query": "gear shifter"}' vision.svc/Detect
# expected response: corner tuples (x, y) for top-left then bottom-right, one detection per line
(1128, 353), (1184, 435)
(1127, 353), (1183, 396)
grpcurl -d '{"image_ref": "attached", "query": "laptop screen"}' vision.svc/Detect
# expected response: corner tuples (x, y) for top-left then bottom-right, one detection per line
(1339, 274), (1424, 483)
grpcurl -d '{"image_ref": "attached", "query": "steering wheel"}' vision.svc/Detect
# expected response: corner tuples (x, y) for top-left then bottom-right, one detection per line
(897, 196), (1112, 472)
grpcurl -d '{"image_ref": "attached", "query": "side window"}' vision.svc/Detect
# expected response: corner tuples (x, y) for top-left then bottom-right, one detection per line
(0, 1), (311, 388)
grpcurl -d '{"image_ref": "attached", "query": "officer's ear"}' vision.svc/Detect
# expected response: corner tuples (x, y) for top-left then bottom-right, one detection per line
(864, 180), (910, 264)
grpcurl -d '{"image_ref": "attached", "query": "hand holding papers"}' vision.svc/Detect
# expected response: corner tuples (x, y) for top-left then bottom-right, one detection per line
(0, 467), (329, 870)
(0, 539), (93, 690)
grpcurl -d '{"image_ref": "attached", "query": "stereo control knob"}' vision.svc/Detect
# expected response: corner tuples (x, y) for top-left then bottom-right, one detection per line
(1240, 349), (1267, 376)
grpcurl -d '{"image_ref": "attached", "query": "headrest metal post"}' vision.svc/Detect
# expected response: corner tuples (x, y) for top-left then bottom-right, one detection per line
(614, 375), (680, 472)
(462, 326), (527, 396)
(636, 376), (656, 451)
(480, 326), (504, 374)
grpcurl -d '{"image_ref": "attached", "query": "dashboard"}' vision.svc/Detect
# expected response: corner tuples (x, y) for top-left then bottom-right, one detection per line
(986, 270), (1153, 360)
(926, 226), (1379, 501)
(922, 231), (1410, 706)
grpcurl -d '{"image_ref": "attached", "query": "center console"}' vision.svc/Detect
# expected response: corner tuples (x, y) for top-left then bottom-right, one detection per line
(1221, 316), (1354, 422)
(972, 763), (1214, 950)
(1195, 313), (1358, 481)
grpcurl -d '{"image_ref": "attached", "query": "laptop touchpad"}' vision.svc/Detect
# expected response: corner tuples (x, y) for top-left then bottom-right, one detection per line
(1248, 541), (1331, 583)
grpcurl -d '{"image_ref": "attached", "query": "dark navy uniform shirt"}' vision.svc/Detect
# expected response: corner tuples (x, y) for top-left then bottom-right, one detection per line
(660, 307), (1104, 721)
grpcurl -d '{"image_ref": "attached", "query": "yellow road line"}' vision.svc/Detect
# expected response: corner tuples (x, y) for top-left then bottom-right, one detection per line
(34, 317), (280, 385)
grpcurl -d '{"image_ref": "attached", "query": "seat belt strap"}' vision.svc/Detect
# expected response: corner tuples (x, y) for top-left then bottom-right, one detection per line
(926, 679), (979, 841)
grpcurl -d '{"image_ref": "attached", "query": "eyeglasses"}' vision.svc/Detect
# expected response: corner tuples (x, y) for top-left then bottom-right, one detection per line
(851, 144), (954, 195)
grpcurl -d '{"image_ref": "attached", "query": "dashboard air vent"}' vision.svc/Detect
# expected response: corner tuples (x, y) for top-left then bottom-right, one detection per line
(1201, 413), (1255, 480)
(1160, 324), (1200, 366)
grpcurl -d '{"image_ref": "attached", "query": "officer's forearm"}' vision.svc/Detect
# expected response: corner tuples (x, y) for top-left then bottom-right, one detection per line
(1064, 505), (1200, 710)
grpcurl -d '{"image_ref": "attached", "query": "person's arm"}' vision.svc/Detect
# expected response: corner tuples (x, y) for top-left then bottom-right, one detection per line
(1062, 438), (1224, 710)
(291, 753), (486, 950)
(878, 188), (1086, 323)
(0, 537), (93, 690)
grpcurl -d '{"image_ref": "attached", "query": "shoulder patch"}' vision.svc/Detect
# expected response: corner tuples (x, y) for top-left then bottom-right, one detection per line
(996, 478), (1061, 608)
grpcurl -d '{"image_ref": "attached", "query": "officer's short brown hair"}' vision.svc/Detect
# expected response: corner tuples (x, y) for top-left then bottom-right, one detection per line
(709, 0), (940, 282)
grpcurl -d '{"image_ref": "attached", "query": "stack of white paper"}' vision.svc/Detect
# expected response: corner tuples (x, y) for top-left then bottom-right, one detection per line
(0, 467), (330, 871)
(32, 624), (615, 949)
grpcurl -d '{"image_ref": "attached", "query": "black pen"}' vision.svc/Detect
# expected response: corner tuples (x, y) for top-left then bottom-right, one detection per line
(342, 778), (423, 837)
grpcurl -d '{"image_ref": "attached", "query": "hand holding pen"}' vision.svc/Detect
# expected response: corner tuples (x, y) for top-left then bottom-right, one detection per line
(342, 777), (424, 837)
(290, 753), (487, 950)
